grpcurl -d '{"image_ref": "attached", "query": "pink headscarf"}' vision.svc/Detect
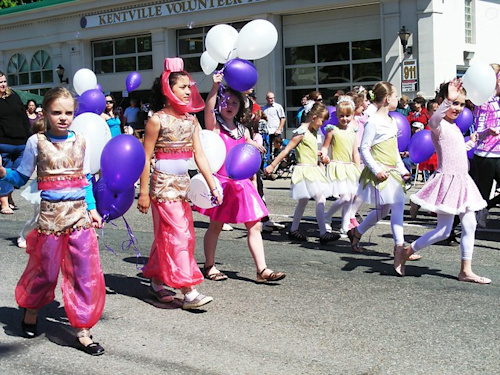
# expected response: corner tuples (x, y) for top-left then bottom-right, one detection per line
(161, 57), (204, 114)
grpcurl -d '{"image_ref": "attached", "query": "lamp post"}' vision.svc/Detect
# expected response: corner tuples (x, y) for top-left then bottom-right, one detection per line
(56, 64), (69, 84)
(398, 26), (412, 55)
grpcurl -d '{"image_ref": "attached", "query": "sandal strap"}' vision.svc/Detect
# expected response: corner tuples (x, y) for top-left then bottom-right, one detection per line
(258, 267), (268, 277)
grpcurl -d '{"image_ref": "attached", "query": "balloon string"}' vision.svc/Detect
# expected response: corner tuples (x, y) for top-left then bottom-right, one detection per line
(100, 214), (117, 255)
(121, 215), (145, 270)
(200, 192), (220, 207)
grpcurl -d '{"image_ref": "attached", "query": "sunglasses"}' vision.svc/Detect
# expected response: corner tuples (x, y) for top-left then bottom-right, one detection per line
(106, 100), (114, 104)
(316, 98), (323, 102)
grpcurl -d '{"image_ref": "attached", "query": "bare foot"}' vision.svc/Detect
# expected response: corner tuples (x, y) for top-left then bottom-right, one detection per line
(458, 272), (491, 284)
(394, 245), (414, 276)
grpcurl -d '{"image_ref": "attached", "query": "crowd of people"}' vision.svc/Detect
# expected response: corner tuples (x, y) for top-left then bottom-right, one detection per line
(0, 60), (498, 356)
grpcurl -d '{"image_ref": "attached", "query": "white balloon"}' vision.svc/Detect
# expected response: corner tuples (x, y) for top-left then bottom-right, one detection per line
(461, 63), (496, 106)
(236, 19), (278, 60)
(200, 51), (219, 75)
(188, 173), (223, 209)
(69, 112), (111, 174)
(199, 129), (226, 173)
(73, 68), (98, 96)
(205, 24), (238, 63)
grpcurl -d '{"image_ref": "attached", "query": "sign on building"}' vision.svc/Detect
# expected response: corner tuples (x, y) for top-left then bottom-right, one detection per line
(402, 59), (418, 93)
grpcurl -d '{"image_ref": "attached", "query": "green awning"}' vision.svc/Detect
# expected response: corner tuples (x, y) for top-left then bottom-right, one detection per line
(13, 90), (44, 106)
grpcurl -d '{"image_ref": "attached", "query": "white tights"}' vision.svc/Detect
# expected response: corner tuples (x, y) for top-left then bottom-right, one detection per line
(291, 193), (327, 235)
(411, 211), (476, 261)
(325, 194), (353, 232)
(357, 201), (405, 245)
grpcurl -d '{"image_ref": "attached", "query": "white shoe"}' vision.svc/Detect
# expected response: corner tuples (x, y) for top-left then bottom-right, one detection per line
(339, 228), (348, 239)
(262, 220), (286, 232)
(222, 223), (233, 231)
(324, 223), (332, 233)
(17, 237), (26, 248)
(476, 208), (488, 228)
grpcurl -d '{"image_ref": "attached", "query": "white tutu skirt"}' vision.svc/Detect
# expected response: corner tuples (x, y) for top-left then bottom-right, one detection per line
(356, 177), (405, 205)
(20, 179), (41, 205)
(331, 178), (358, 198)
(291, 180), (333, 200)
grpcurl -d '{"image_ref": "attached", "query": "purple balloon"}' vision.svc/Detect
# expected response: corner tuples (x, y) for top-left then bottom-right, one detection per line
(100, 134), (146, 192)
(321, 106), (338, 135)
(223, 59), (258, 92)
(455, 107), (473, 134)
(93, 177), (135, 221)
(409, 130), (435, 164)
(95, 83), (103, 92)
(226, 143), (261, 180)
(78, 89), (106, 115)
(389, 111), (411, 152)
(464, 136), (476, 159)
(126, 72), (142, 92)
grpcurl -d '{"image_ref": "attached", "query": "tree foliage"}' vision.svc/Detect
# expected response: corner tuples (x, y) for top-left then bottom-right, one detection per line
(0, 0), (42, 9)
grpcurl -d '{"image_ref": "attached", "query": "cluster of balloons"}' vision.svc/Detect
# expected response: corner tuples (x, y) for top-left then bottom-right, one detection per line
(200, 19), (278, 92)
(93, 135), (146, 221)
(69, 68), (144, 220)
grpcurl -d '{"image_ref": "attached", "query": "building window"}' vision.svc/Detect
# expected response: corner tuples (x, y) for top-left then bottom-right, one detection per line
(92, 35), (153, 74)
(30, 50), (53, 85)
(284, 39), (382, 127)
(177, 21), (248, 74)
(465, 0), (475, 44)
(7, 53), (29, 86)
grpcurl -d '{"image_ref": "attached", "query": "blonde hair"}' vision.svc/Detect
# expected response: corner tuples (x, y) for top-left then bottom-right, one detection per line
(42, 87), (76, 130)
(336, 96), (355, 116)
(491, 63), (500, 75)
(0, 71), (12, 97)
(31, 117), (46, 134)
(305, 102), (329, 121)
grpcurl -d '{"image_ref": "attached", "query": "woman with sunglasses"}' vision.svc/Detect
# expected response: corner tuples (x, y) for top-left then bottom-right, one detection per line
(100, 95), (121, 137)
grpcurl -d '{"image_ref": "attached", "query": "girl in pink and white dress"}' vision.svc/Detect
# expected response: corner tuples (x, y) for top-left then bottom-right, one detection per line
(395, 79), (491, 284)
(199, 72), (286, 284)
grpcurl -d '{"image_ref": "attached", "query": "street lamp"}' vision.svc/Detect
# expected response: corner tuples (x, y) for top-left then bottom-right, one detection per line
(56, 64), (69, 84)
(398, 26), (412, 55)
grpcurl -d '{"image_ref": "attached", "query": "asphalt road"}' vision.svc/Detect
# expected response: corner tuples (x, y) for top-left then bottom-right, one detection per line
(0, 178), (499, 375)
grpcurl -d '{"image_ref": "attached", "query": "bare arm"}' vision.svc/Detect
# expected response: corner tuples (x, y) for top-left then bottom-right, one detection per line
(320, 129), (334, 164)
(264, 132), (303, 175)
(204, 73), (223, 131)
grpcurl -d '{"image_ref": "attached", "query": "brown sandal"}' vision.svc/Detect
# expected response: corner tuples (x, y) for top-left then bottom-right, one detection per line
(347, 228), (363, 253)
(256, 268), (286, 283)
(202, 265), (228, 281)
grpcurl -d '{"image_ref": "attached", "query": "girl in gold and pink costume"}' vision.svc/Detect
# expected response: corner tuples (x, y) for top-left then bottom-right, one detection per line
(0, 87), (105, 355)
(137, 58), (222, 310)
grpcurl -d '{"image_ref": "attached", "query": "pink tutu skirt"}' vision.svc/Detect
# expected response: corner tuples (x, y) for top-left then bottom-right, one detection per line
(411, 171), (486, 215)
(196, 174), (268, 223)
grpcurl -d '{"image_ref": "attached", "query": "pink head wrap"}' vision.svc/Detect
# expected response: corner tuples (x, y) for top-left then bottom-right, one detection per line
(161, 58), (204, 114)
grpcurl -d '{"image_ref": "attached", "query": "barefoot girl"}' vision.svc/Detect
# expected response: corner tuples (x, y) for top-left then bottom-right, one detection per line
(348, 82), (410, 259)
(0, 87), (106, 355)
(395, 79), (491, 283)
(266, 102), (339, 244)
(137, 58), (222, 309)
(199, 73), (286, 283)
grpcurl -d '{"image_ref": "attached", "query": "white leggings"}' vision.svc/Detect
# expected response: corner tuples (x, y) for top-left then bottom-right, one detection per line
(357, 201), (405, 245)
(411, 211), (476, 261)
(325, 194), (353, 232)
(291, 193), (327, 235)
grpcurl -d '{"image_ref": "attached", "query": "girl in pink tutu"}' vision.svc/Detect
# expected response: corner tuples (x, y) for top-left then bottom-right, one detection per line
(348, 82), (410, 257)
(395, 79), (491, 283)
(321, 96), (361, 237)
(199, 72), (286, 283)
(0, 87), (105, 355)
(137, 58), (222, 309)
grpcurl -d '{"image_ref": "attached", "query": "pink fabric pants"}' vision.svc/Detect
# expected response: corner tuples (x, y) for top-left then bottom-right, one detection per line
(15, 228), (105, 329)
(142, 200), (203, 289)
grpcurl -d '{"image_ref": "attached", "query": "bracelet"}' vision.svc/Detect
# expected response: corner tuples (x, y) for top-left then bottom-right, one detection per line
(210, 187), (218, 194)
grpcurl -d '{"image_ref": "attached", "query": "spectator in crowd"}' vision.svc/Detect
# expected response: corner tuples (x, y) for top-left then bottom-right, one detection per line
(123, 98), (140, 134)
(396, 95), (411, 117)
(262, 91), (286, 155)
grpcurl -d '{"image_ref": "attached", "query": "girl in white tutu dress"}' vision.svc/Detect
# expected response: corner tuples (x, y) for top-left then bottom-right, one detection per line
(395, 79), (491, 283)
(347, 82), (410, 257)
(265, 102), (339, 244)
(321, 96), (361, 237)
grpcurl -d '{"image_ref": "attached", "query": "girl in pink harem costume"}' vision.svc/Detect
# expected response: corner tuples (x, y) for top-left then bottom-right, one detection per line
(0, 87), (105, 355)
(198, 72), (286, 283)
(395, 79), (491, 284)
(137, 58), (222, 310)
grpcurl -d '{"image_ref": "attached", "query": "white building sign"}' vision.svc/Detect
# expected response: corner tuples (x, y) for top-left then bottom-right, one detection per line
(80, 0), (266, 28)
